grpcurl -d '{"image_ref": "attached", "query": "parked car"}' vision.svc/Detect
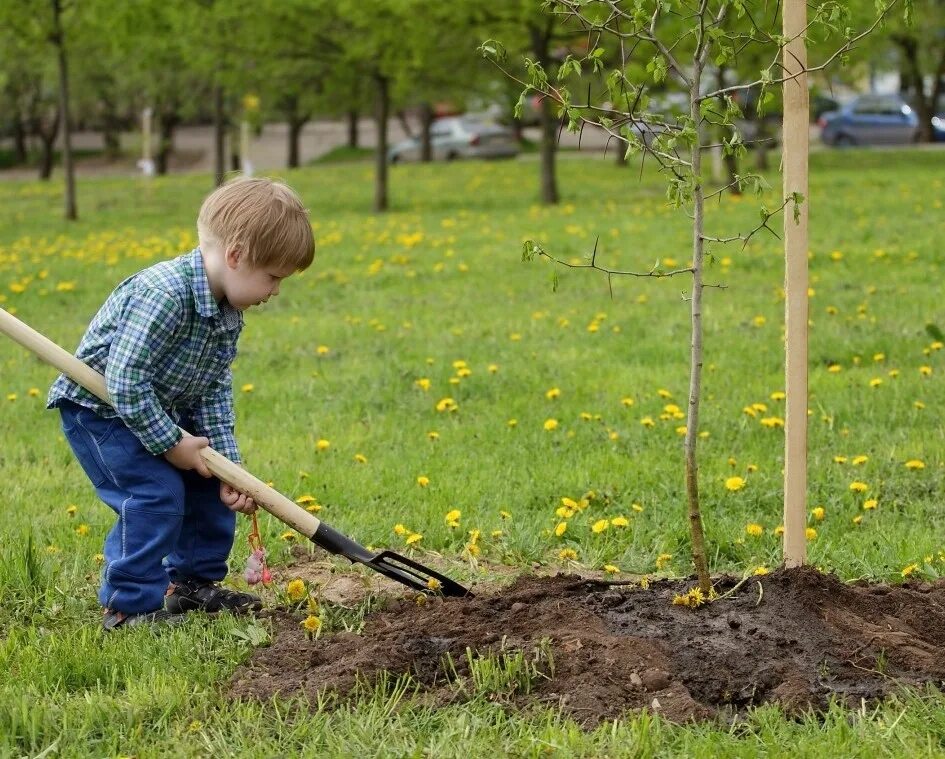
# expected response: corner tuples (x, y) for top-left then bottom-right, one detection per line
(818, 94), (919, 146)
(388, 116), (520, 163)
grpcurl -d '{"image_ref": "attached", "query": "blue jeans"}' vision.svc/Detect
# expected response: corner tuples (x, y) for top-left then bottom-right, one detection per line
(58, 401), (236, 614)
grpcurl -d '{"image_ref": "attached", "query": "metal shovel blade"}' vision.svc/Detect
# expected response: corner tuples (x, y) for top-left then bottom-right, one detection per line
(311, 521), (472, 597)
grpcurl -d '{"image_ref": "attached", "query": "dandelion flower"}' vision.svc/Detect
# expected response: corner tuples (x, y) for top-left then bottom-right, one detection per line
(545, 387), (561, 400)
(354, 453), (368, 464)
(611, 516), (630, 528)
(427, 431), (440, 440)
(849, 481), (868, 493)
(805, 527), (817, 540)
(811, 507), (825, 521)
(725, 476), (746, 492)
(75, 524), (90, 537)
(863, 499), (878, 510)
(753, 566), (769, 576)
(286, 579), (305, 601)
(655, 553), (672, 570)
(405, 532), (423, 545)
(280, 530), (296, 541)
(745, 523), (763, 537)
(316, 439), (331, 452)
(393, 523), (408, 535)
(631, 503), (644, 513)
(591, 519), (609, 534)
(241, 384), (254, 393)
(414, 378), (431, 391)
(301, 615), (321, 632)
(417, 475), (430, 487)
(543, 418), (559, 431)
(901, 563), (920, 578)
(66, 504), (77, 517)
(426, 578), (442, 591)
(852, 455), (868, 466)
(603, 564), (620, 574)
(905, 459), (925, 470)
(559, 548), (578, 561)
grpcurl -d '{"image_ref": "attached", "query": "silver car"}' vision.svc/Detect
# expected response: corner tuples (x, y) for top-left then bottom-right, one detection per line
(819, 94), (920, 146)
(388, 116), (520, 163)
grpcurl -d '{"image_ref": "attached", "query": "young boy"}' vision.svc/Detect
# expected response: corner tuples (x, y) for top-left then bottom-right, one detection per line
(47, 177), (315, 630)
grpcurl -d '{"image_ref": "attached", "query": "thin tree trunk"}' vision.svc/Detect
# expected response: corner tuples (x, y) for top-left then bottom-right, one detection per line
(12, 118), (28, 164)
(51, 0), (76, 220)
(895, 34), (937, 143)
(156, 109), (178, 176)
(347, 109), (359, 148)
(373, 73), (389, 213)
(288, 117), (306, 168)
(396, 109), (414, 140)
(37, 119), (57, 180)
(687, 69), (711, 595)
(530, 22), (559, 205)
(419, 102), (434, 162)
(213, 84), (225, 187)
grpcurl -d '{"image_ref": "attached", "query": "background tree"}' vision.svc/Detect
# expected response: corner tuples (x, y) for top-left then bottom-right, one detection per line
(484, 0), (902, 592)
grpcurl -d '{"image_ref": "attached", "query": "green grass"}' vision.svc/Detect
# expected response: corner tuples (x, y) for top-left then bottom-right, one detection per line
(1, 150), (944, 755)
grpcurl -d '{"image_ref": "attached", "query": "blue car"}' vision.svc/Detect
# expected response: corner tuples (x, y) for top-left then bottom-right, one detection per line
(819, 94), (919, 147)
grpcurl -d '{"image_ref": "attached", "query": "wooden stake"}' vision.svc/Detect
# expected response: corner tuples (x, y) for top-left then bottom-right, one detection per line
(782, 0), (809, 567)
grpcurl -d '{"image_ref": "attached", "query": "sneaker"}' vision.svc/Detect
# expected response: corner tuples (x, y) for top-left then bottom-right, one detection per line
(103, 608), (187, 631)
(165, 578), (262, 615)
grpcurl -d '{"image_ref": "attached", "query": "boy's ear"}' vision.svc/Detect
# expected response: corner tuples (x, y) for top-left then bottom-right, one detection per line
(224, 246), (242, 269)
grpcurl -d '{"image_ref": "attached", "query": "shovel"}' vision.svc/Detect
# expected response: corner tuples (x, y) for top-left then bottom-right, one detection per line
(0, 307), (471, 598)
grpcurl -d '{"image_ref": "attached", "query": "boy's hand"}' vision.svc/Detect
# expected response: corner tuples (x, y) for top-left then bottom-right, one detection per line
(220, 482), (257, 514)
(163, 436), (212, 477)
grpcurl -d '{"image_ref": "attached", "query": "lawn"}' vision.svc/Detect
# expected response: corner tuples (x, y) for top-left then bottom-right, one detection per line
(1, 150), (944, 756)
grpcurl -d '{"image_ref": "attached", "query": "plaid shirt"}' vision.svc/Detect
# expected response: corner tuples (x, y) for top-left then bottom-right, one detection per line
(48, 248), (244, 463)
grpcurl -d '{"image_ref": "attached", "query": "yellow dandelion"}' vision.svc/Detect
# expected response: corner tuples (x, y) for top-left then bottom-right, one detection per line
(603, 564), (620, 575)
(905, 459), (925, 470)
(405, 533), (423, 545)
(559, 548), (578, 561)
(414, 378), (431, 391)
(426, 578), (442, 591)
(725, 476), (746, 492)
(852, 455), (868, 466)
(805, 527), (817, 540)
(745, 523), (763, 537)
(286, 579), (306, 602)
(417, 475), (430, 487)
(591, 519), (609, 534)
(316, 439), (330, 452)
(901, 563), (920, 578)
(301, 615), (322, 632)
(66, 504), (77, 517)
(427, 431), (440, 440)
(863, 499), (878, 510)
(354, 453), (368, 464)
(280, 530), (296, 541)
(655, 553), (672, 569)
(241, 384), (254, 393)
(546, 387), (561, 400)
(611, 516), (630, 528)
(393, 523), (408, 535)
(753, 566), (769, 576)
(621, 397), (635, 407)
(543, 418), (559, 431)
(811, 507), (825, 521)
(849, 481), (868, 493)
(75, 524), (90, 537)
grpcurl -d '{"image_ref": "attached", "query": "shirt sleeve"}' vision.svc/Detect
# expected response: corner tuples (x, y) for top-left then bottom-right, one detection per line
(191, 366), (241, 464)
(105, 287), (185, 455)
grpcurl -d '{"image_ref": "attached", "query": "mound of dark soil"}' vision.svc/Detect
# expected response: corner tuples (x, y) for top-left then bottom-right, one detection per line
(229, 566), (945, 724)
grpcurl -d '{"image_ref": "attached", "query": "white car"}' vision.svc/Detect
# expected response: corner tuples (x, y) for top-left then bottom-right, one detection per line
(388, 116), (520, 163)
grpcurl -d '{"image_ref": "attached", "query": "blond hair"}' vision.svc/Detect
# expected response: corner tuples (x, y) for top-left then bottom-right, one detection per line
(197, 177), (315, 271)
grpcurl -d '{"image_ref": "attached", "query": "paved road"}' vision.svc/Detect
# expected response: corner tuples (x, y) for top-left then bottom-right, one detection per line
(0, 117), (907, 181)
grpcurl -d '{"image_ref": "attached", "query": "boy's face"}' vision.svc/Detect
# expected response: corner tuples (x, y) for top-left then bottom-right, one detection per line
(224, 249), (296, 311)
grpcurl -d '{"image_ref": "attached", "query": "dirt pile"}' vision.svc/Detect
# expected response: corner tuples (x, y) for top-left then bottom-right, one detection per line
(230, 566), (945, 724)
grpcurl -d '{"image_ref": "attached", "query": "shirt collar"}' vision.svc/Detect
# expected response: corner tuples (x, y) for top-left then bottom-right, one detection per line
(188, 248), (242, 331)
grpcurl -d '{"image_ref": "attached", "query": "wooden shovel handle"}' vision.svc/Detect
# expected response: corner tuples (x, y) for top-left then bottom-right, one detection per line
(0, 307), (320, 538)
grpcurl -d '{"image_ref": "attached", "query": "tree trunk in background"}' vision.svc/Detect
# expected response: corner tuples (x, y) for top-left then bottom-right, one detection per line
(396, 109), (414, 140)
(894, 34), (944, 144)
(156, 108), (179, 175)
(51, 0), (77, 220)
(373, 73), (390, 213)
(36, 110), (59, 180)
(288, 117), (306, 168)
(213, 84), (225, 187)
(347, 109), (359, 148)
(530, 21), (559, 205)
(419, 102), (434, 162)
(12, 118), (28, 164)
